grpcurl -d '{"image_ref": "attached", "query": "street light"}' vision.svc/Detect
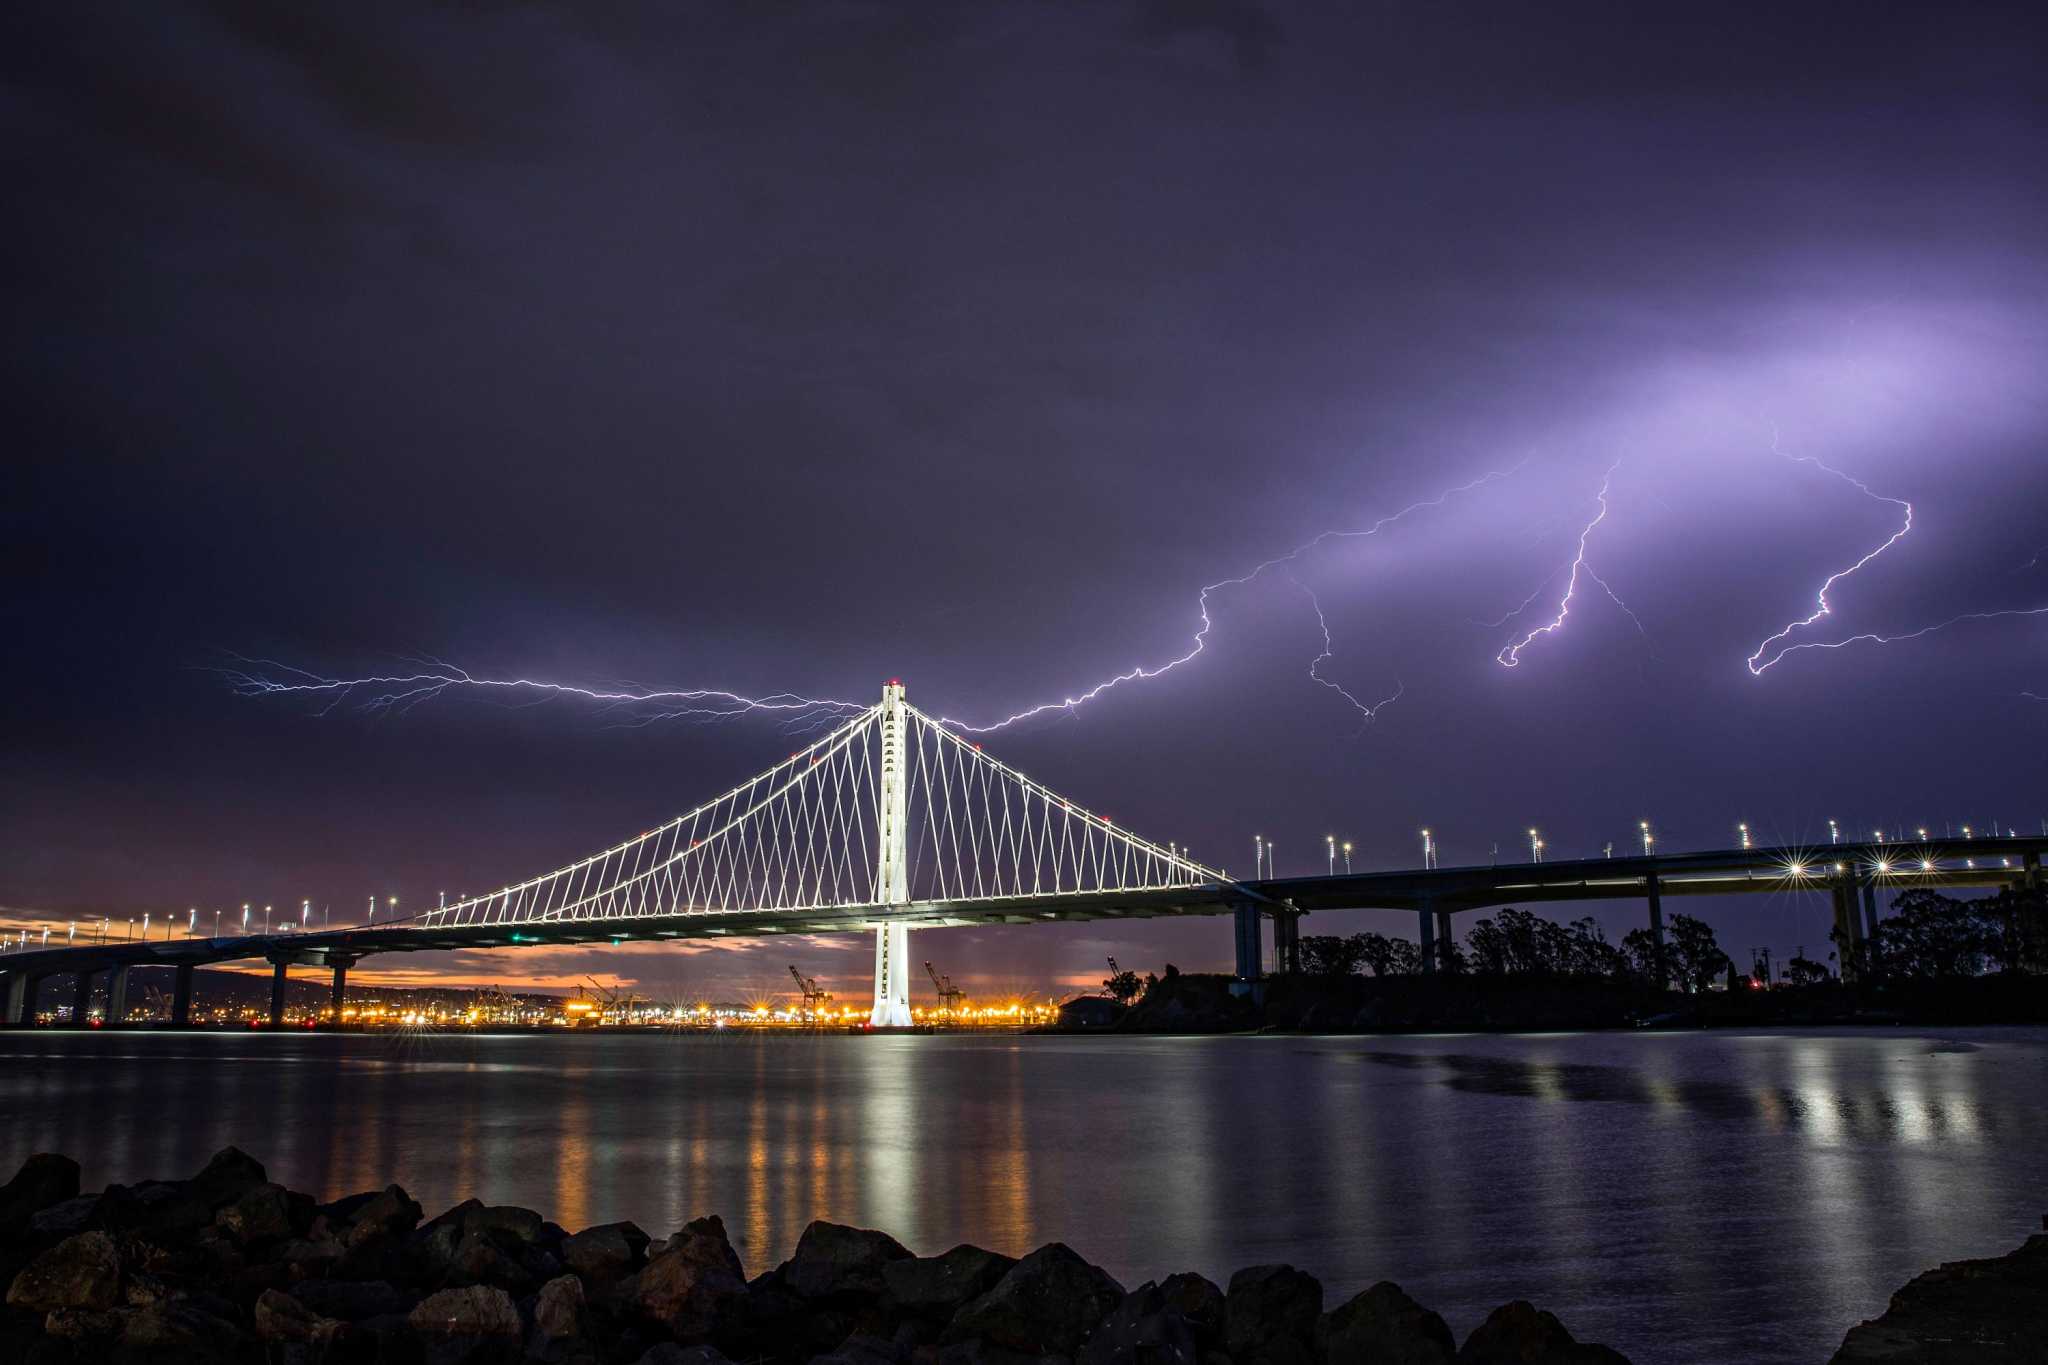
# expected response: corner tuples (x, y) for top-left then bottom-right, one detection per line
(1738, 822), (1751, 850)
(263, 905), (272, 934)
(242, 904), (250, 932)
(1421, 829), (1436, 869)
(1529, 828), (1543, 863)
(1254, 836), (1265, 880)
(187, 908), (196, 938)
(1828, 819), (1839, 845)
(1326, 835), (1336, 876)
(1639, 821), (1653, 856)
(1342, 841), (1353, 875)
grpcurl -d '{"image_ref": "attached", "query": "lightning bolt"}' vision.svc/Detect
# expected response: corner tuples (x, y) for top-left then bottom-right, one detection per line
(1746, 433), (1914, 675)
(1287, 572), (1402, 727)
(216, 654), (863, 727)
(1495, 461), (1631, 668)
(1751, 606), (2048, 664)
(936, 463), (1524, 732)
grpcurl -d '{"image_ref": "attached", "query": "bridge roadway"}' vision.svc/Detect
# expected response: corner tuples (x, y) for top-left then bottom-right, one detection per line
(4, 836), (2042, 1025)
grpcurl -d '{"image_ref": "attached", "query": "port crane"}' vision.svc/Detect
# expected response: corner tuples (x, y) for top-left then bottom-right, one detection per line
(924, 960), (965, 1020)
(788, 965), (829, 1019)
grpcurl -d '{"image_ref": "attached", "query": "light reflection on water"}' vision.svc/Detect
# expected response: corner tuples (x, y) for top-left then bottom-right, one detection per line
(3, 1028), (2043, 1365)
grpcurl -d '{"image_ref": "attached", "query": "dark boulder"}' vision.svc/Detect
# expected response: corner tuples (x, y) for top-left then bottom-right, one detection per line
(810, 1329), (910, 1365)
(531, 1272), (586, 1345)
(0, 1155), (80, 1236)
(943, 1242), (1125, 1356)
(670, 1215), (745, 1280)
(339, 1185), (425, 1244)
(121, 1299), (251, 1360)
(1319, 1282), (1455, 1365)
(635, 1344), (737, 1365)
(564, 1220), (652, 1284)
(1457, 1301), (1628, 1365)
(1157, 1273), (1224, 1346)
(630, 1243), (749, 1340)
(6, 1230), (123, 1312)
(467, 1205), (546, 1245)
(1225, 1264), (1322, 1365)
(1829, 1230), (2048, 1365)
(411, 1283), (524, 1361)
(883, 1244), (1016, 1320)
(291, 1276), (414, 1320)
(785, 1221), (912, 1301)
(254, 1286), (343, 1344)
(27, 1196), (101, 1240)
(189, 1147), (268, 1209)
(216, 1181), (313, 1245)
(1076, 1280), (1204, 1365)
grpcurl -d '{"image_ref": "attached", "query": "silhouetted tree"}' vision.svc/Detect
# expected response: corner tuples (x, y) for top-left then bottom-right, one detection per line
(1784, 954), (1832, 986)
(1666, 913), (1731, 994)
(1354, 932), (1414, 976)
(1299, 934), (1366, 977)
(1102, 967), (1143, 1005)
(1619, 927), (1666, 986)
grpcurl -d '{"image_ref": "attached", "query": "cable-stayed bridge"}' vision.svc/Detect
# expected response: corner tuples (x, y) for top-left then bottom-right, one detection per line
(4, 682), (2045, 1027)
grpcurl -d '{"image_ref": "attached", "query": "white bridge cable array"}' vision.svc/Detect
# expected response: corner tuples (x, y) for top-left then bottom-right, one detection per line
(419, 701), (1221, 930)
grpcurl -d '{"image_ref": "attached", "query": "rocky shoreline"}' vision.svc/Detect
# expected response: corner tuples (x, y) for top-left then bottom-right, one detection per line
(2, 1150), (2042, 1364)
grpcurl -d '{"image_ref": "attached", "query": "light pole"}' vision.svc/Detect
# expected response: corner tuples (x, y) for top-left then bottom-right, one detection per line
(263, 905), (271, 934)
(1529, 828), (1543, 863)
(126, 918), (134, 942)
(1326, 835), (1336, 876)
(1254, 836), (1264, 880)
(142, 912), (150, 939)
(1421, 829), (1436, 869)
(67, 922), (75, 945)
(1828, 819), (1839, 845)
(242, 904), (250, 933)
(1342, 841), (1353, 875)
(213, 909), (220, 937)
(1738, 822), (1751, 850)
(387, 896), (397, 923)
(187, 908), (196, 938)
(1640, 820), (1653, 856)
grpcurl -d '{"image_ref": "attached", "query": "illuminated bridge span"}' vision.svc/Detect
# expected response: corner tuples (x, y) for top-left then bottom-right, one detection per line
(418, 682), (1218, 1024)
(2, 683), (2044, 1028)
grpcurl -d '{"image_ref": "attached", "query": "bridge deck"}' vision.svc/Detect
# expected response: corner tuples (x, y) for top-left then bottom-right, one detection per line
(3, 837), (2040, 981)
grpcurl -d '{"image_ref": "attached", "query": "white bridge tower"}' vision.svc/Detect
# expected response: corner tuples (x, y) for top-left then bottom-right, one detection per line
(870, 680), (914, 1027)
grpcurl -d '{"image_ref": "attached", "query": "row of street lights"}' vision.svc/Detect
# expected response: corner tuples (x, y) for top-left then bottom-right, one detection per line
(1250, 817), (2041, 877)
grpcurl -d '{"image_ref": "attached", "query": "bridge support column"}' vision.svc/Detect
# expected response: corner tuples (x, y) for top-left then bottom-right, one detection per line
(1860, 882), (1881, 945)
(3, 973), (30, 1026)
(330, 962), (349, 1020)
(1645, 872), (1668, 989)
(71, 972), (93, 1026)
(171, 964), (194, 1027)
(1270, 903), (1302, 975)
(2025, 850), (2041, 891)
(1435, 909), (1454, 972)
(869, 682), (914, 1028)
(1231, 901), (1263, 998)
(1418, 908), (1436, 974)
(1830, 876), (1862, 982)
(106, 966), (130, 1026)
(268, 960), (288, 1027)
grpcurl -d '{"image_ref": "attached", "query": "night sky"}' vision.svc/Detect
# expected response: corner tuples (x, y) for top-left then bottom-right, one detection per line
(5, 3), (2044, 1000)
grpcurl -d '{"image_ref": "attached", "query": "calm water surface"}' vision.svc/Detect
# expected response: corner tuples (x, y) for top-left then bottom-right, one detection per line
(5, 1028), (2044, 1364)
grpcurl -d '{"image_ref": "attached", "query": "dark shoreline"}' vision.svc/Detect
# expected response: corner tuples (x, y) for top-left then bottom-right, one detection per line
(1080, 971), (2048, 1035)
(5, 1150), (2046, 1365)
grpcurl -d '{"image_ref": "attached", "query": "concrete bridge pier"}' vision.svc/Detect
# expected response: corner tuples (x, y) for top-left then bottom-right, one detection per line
(329, 959), (352, 1019)
(1269, 903), (1302, 975)
(1231, 901), (1263, 998)
(268, 959), (289, 1027)
(3, 972), (35, 1026)
(106, 966), (130, 1026)
(1830, 873), (1865, 981)
(1645, 872), (1668, 988)
(1860, 882), (1881, 945)
(171, 964), (195, 1027)
(2026, 850), (2042, 890)
(70, 972), (93, 1027)
(1417, 906), (1436, 974)
(1434, 908), (1454, 971)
